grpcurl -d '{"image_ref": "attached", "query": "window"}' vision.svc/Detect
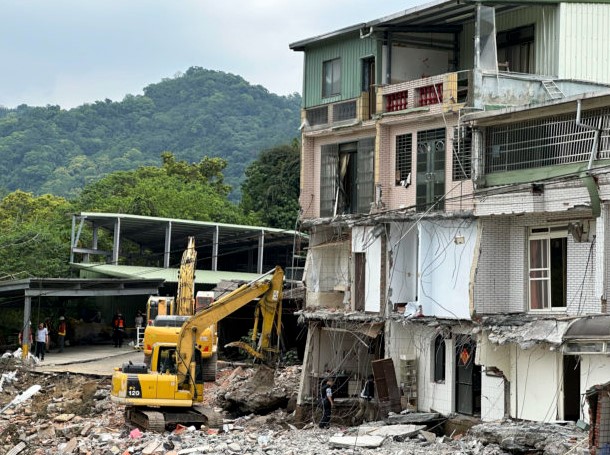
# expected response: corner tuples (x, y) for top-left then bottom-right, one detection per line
(320, 138), (375, 217)
(323, 58), (341, 98)
(497, 25), (535, 73)
(452, 126), (472, 181)
(395, 133), (412, 186)
(433, 335), (446, 382)
(528, 226), (567, 311)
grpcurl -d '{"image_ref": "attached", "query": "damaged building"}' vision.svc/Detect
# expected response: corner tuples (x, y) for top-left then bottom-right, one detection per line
(289, 0), (610, 428)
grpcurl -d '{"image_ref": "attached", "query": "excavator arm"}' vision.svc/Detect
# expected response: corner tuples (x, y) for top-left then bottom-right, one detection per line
(174, 266), (284, 388)
(175, 236), (197, 316)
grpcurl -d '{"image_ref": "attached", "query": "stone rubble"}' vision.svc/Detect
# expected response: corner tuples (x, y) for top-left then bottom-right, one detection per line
(0, 356), (591, 455)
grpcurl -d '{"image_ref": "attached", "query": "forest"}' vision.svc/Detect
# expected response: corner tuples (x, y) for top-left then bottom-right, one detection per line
(0, 67), (301, 200)
(0, 68), (302, 280)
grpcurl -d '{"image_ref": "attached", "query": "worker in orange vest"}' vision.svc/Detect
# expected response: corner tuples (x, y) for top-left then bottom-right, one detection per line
(57, 316), (67, 353)
(112, 311), (126, 348)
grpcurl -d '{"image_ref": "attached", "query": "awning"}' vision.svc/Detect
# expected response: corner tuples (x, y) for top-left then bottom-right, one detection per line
(564, 315), (610, 340)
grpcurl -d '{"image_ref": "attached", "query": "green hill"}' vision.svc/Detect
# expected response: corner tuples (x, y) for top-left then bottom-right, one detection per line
(0, 67), (302, 199)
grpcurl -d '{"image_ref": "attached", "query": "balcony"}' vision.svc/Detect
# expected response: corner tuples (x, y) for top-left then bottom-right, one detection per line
(379, 72), (468, 116)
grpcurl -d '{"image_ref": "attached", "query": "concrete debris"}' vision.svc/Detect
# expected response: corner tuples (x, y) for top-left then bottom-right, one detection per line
(0, 356), (591, 455)
(469, 420), (587, 454)
(481, 315), (571, 349)
(216, 364), (300, 415)
(386, 411), (443, 425)
(362, 423), (426, 439)
(329, 434), (386, 448)
(0, 384), (41, 414)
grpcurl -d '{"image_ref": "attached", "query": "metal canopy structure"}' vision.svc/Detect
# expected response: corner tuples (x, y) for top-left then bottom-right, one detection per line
(289, 0), (524, 50)
(0, 277), (163, 299)
(71, 212), (304, 275)
(0, 277), (165, 353)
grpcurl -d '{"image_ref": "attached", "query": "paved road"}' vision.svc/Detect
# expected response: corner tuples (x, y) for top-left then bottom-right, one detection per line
(34, 345), (143, 376)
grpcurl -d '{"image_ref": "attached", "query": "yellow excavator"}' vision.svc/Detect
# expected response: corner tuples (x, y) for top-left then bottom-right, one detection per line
(142, 237), (218, 380)
(111, 266), (284, 431)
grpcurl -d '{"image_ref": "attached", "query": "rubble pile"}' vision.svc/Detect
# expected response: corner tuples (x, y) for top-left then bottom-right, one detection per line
(0, 358), (590, 455)
(470, 420), (589, 454)
(215, 364), (300, 416)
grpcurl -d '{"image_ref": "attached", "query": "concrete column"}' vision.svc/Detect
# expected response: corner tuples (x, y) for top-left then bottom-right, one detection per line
(22, 295), (31, 359)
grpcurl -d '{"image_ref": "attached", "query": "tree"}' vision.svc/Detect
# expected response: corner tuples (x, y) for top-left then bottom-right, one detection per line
(240, 141), (300, 230)
(0, 190), (73, 278)
(76, 153), (256, 225)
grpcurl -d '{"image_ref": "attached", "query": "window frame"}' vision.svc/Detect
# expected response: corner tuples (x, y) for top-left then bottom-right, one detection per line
(528, 225), (568, 312)
(322, 58), (341, 98)
(432, 334), (446, 383)
(395, 133), (413, 186)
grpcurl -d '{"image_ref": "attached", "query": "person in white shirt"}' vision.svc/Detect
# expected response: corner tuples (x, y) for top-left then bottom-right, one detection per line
(35, 322), (49, 361)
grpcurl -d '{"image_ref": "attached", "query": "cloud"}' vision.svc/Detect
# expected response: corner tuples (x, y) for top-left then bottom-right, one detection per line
(0, 0), (416, 108)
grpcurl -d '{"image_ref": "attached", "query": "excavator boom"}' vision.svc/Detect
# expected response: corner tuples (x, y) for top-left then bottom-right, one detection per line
(175, 266), (284, 384)
(111, 266), (284, 431)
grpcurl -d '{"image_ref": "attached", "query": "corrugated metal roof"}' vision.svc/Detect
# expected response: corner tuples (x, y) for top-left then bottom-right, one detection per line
(74, 212), (305, 256)
(72, 263), (262, 285)
(289, 0), (523, 50)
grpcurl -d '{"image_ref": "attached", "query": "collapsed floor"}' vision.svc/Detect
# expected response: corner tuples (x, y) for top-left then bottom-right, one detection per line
(0, 356), (590, 455)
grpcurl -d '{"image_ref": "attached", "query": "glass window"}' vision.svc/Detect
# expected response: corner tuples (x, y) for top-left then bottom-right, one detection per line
(323, 59), (341, 98)
(528, 227), (567, 311)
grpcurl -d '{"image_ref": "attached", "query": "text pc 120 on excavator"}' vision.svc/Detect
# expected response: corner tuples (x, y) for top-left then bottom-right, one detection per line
(110, 266), (284, 431)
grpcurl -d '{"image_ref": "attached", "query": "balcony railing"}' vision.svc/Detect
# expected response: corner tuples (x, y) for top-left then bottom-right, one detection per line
(379, 72), (467, 115)
(485, 107), (610, 174)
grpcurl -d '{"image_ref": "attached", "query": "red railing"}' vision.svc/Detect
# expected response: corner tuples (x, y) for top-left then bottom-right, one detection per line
(385, 90), (409, 112)
(418, 84), (443, 106)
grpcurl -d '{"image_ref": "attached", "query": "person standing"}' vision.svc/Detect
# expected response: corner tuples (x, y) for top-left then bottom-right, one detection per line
(57, 316), (67, 353)
(112, 311), (126, 347)
(319, 377), (335, 429)
(35, 322), (49, 361)
(134, 311), (144, 328)
(353, 374), (375, 423)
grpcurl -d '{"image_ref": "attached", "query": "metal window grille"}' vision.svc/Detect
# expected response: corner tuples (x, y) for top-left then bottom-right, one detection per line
(333, 100), (357, 122)
(452, 126), (472, 181)
(485, 107), (610, 173)
(306, 106), (329, 127)
(395, 133), (412, 185)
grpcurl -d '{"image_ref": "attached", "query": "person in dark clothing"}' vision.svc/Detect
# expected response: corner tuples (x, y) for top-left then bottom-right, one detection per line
(354, 374), (376, 423)
(112, 311), (126, 348)
(319, 378), (335, 429)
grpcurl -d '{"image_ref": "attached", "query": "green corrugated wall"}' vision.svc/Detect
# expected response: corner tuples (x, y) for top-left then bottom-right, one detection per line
(302, 33), (380, 109)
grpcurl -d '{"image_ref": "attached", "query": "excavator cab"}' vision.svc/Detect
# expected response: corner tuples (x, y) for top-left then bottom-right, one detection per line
(111, 266), (284, 431)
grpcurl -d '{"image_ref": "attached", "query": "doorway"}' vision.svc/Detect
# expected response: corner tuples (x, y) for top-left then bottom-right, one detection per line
(563, 355), (581, 421)
(362, 57), (376, 119)
(455, 335), (481, 415)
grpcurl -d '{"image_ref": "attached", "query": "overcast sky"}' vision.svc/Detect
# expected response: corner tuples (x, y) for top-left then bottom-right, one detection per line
(0, 0), (422, 109)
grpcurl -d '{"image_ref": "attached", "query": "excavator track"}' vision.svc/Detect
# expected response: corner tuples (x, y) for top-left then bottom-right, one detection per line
(125, 406), (222, 432)
(125, 408), (166, 432)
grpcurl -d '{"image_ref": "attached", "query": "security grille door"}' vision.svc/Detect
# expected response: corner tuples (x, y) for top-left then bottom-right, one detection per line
(357, 137), (375, 214)
(416, 129), (445, 211)
(320, 144), (339, 217)
(455, 336), (481, 415)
